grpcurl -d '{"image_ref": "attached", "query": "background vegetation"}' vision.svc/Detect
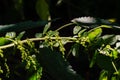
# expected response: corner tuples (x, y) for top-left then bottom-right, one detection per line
(1, 0), (120, 80)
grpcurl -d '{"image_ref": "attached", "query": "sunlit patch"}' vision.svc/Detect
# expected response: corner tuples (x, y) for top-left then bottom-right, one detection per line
(71, 16), (96, 23)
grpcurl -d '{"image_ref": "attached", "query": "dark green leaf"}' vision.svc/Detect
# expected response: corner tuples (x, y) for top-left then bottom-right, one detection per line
(37, 47), (82, 80)
(16, 31), (25, 40)
(36, 0), (50, 20)
(0, 21), (48, 33)
(28, 67), (42, 80)
(96, 54), (114, 72)
(71, 43), (80, 57)
(89, 50), (98, 68)
(102, 35), (117, 45)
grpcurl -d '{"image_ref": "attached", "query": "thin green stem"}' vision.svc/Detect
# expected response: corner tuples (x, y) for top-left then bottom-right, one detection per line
(56, 23), (75, 31)
(112, 61), (119, 74)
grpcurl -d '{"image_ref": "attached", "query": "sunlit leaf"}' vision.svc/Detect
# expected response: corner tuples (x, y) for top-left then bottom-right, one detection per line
(0, 32), (16, 46)
(112, 49), (118, 59)
(99, 70), (108, 80)
(5, 32), (16, 38)
(111, 76), (117, 80)
(99, 25), (112, 28)
(73, 26), (81, 34)
(88, 27), (102, 41)
(0, 37), (9, 46)
(28, 67), (42, 80)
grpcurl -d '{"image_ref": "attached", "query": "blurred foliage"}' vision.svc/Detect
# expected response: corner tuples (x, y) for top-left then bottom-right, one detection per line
(1, 0), (120, 80)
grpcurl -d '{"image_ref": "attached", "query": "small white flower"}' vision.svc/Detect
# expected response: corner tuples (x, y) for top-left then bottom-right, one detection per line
(71, 16), (96, 23)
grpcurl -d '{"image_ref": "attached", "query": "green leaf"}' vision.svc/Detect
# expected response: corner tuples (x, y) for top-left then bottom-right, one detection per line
(5, 32), (16, 38)
(99, 25), (112, 28)
(89, 50), (98, 68)
(78, 29), (86, 37)
(111, 76), (117, 80)
(0, 32), (16, 46)
(73, 26), (81, 34)
(102, 35), (117, 45)
(88, 27), (102, 41)
(47, 30), (59, 37)
(37, 47), (82, 80)
(16, 31), (25, 40)
(43, 23), (51, 35)
(28, 67), (42, 80)
(0, 37), (9, 46)
(36, 0), (50, 20)
(99, 70), (108, 80)
(71, 43), (80, 57)
(96, 54), (114, 72)
(35, 33), (43, 38)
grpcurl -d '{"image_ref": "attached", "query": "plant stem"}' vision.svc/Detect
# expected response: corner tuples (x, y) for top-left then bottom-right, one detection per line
(56, 23), (75, 31)
(0, 37), (76, 49)
(112, 61), (119, 74)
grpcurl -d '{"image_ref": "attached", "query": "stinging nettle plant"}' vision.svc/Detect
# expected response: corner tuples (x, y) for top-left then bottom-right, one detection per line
(0, 17), (120, 80)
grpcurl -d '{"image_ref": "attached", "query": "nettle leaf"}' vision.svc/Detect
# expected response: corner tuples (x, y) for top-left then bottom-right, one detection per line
(47, 30), (59, 37)
(35, 33), (43, 38)
(89, 50), (98, 68)
(0, 37), (9, 46)
(96, 54), (114, 72)
(112, 49), (118, 59)
(71, 43), (80, 57)
(73, 26), (81, 34)
(99, 70), (108, 80)
(36, 0), (50, 20)
(102, 35), (117, 45)
(5, 32), (16, 38)
(16, 31), (25, 40)
(88, 27), (102, 41)
(78, 29), (86, 37)
(43, 23), (51, 35)
(28, 67), (42, 80)
(37, 48), (82, 80)
(0, 32), (16, 46)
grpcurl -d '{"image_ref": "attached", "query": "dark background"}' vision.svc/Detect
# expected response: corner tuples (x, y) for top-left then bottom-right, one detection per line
(0, 0), (120, 24)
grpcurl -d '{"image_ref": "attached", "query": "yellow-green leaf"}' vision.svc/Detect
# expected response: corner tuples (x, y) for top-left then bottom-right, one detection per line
(88, 28), (102, 41)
